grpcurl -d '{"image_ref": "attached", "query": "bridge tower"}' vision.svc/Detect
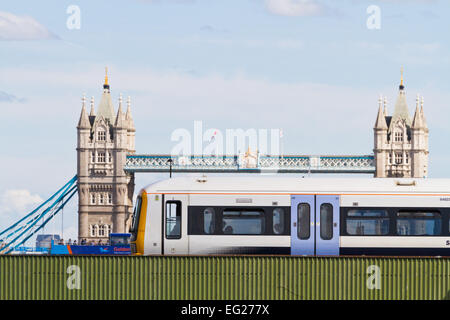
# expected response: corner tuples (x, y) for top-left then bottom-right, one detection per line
(373, 71), (429, 178)
(77, 70), (135, 243)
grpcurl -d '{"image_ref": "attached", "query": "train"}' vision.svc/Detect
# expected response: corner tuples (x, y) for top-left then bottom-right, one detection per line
(129, 176), (450, 257)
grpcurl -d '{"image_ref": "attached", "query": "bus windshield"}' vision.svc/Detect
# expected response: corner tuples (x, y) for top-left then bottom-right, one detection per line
(110, 234), (131, 246)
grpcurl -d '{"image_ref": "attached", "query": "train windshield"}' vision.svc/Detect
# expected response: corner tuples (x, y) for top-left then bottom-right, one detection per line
(130, 195), (142, 240)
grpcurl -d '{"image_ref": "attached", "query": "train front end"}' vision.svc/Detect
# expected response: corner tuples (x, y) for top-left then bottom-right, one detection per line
(130, 191), (147, 255)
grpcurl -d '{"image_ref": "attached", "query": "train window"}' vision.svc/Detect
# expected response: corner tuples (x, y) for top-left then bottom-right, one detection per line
(222, 210), (265, 235)
(297, 203), (310, 240)
(203, 208), (215, 234)
(396, 211), (442, 236)
(166, 201), (182, 239)
(320, 203), (333, 240)
(273, 208), (285, 235)
(346, 210), (389, 235)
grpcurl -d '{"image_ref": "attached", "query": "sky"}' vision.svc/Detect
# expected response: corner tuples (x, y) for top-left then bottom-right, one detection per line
(0, 0), (450, 244)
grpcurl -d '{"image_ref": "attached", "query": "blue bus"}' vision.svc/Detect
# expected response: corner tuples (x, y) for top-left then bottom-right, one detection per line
(50, 233), (132, 255)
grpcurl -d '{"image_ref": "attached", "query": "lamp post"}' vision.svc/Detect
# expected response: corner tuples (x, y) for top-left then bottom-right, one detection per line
(167, 158), (173, 178)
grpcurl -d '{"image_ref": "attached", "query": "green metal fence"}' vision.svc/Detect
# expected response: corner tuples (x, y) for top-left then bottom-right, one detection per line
(1, 256), (450, 300)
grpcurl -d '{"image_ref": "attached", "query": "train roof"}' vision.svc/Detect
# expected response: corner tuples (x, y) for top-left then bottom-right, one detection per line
(140, 176), (450, 194)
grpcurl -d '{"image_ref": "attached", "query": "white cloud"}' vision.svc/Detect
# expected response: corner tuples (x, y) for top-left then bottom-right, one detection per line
(0, 189), (43, 220)
(0, 11), (57, 40)
(265, 0), (324, 17)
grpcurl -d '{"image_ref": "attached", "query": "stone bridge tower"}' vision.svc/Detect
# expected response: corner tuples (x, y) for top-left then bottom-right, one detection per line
(77, 70), (135, 243)
(373, 71), (429, 178)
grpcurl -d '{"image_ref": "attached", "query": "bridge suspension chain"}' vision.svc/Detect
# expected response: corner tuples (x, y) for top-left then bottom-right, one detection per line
(0, 175), (77, 254)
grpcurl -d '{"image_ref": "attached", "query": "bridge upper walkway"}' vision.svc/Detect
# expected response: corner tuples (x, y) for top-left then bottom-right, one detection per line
(125, 154), (375, 174)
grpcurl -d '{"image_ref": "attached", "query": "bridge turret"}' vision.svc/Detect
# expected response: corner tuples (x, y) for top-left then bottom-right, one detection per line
(374, 95), (388, 178)
(111, 95), (129, 234)
(89, 96), (95, 117)
(77, 70), (135, 243)
(125, 96), (136, 154)
(77, 94), (91, 241)
(410, 95), (429, 178)
(373, 69), (428, 178)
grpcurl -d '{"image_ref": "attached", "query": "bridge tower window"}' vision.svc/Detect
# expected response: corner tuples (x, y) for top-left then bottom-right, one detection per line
(98, 152), (106, 163)
(394, 131), (403, 142)
(395, 152), (403, 164)
(90, 224), (99, 237)
(97, 129), (106, 141)
(105, 225), (111, 237)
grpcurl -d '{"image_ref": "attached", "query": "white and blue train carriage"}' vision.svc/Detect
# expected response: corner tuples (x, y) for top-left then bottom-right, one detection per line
(129, 176), (450, 256)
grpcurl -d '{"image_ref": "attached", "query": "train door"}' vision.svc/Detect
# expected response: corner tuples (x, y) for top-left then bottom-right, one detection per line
(291, 195), (340, 256)
(290, 195), (315, 255)
(315, 195), (340, 256)
(163, 194), (189, 255)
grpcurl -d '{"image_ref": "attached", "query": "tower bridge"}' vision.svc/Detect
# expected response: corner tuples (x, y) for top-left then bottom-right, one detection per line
(0, 69), (430, 251)
(74, 69), (428, 242)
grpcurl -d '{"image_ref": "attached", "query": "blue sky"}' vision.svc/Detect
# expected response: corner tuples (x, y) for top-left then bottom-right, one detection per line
(1, 0), (450, 242)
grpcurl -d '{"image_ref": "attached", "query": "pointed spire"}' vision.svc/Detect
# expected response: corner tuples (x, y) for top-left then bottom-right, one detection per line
(78, 94), (90, 129)
(126, 96), (131, 116)
(389, 69), (411, 132)
(125, 96), (135, 129)
(383, 96), (388, 117)
(374, 96), (388, 129)
(412, 94), (423, 129)
(421, 96), (428, 128)
(89, 96), (95, 116)
(96, 69), (115, 124)
(114, 95), (126, 128)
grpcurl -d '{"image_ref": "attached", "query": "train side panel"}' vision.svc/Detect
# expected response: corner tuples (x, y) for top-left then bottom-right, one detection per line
(339, 194), (450, 256)
(142, 193), (163, 255)
(187, 194), (291, 255)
